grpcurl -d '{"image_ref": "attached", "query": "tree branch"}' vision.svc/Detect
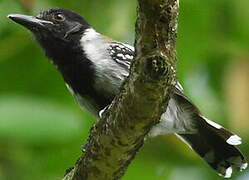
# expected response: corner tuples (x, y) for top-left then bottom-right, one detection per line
(64, 0), (179, 179)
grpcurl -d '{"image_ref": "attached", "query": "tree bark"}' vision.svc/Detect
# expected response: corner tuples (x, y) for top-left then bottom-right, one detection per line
(63, 0), (179, 179)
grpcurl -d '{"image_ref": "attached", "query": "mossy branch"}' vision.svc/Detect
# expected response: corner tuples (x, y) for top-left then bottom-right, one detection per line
(63, 0), (179, 179)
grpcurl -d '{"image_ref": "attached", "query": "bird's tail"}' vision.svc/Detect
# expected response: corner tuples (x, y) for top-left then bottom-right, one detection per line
(177, 115), (247, 178)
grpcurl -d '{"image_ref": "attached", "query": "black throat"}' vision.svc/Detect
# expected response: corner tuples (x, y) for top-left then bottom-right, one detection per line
(38, 36), (111, 114)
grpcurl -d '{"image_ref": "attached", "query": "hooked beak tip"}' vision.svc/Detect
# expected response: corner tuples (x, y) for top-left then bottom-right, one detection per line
(7, 13), (53, 29)
(7, 14), (18, 20)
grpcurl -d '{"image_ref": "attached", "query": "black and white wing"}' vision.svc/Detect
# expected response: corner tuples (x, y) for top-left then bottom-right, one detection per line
(107, 42), (134, 70)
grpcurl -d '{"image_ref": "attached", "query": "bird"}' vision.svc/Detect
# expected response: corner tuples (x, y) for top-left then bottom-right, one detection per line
(8, 8), (247, 178)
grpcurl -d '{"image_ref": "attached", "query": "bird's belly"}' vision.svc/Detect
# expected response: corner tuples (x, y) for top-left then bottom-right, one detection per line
(149, 97), (197, 136)
(65, 83), (101, 116)
(74, 93), (100, 116)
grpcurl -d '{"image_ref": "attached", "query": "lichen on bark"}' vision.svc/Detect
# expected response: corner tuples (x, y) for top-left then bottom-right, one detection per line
(63, 0), (179, 180)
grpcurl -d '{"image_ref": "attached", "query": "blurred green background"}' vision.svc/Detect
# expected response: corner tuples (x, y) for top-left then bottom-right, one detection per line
(0, 0), (249, 179)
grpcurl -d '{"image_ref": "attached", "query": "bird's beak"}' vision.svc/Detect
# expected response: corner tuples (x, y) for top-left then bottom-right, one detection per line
(7, 14), (53, 30)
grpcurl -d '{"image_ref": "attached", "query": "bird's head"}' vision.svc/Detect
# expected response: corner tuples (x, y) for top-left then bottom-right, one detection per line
(8, 8), (90, 44)
(8, 8), (92, 62)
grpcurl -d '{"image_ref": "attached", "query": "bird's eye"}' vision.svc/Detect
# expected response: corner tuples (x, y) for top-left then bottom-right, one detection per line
(53, 13), (65, 22)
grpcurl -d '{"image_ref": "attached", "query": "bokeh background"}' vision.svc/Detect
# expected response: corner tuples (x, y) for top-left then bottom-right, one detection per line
(0, 0), (249, 179)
